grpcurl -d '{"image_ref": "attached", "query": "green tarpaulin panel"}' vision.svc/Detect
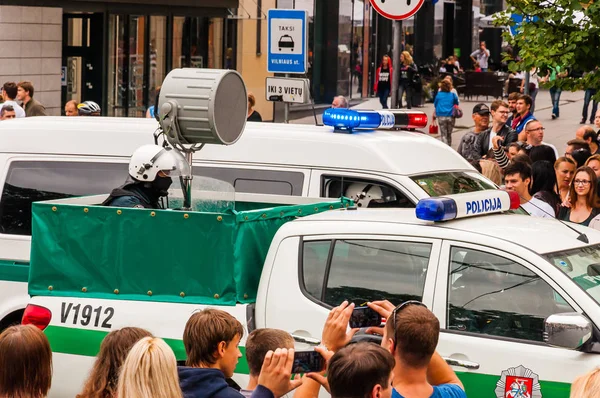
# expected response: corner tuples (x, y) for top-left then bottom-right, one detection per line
(29, 198), (352, 305)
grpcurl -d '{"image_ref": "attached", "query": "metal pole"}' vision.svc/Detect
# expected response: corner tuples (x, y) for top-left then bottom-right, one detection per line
(284, 73), (290, 123)
(524, 71), (530, 96)
(183, 152), (193, 210)
(390, 20), (401, 109)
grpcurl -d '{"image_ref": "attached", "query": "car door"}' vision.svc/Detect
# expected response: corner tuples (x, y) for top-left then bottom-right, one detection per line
(263, 234), (442, 346)
(432, 241), (600, 398)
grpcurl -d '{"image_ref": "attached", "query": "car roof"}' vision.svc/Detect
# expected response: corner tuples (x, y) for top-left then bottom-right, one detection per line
(296, 208), (600, 254)
(0, 117), (474, 176)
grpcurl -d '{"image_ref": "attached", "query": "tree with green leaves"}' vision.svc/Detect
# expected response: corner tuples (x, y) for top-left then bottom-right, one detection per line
(496, 0), (600, 92)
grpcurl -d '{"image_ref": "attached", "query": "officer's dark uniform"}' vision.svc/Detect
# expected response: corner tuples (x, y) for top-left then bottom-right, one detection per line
(102, 182), (162, 209)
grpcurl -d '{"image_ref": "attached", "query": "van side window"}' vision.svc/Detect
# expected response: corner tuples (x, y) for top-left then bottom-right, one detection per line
(447, 247), (575, 342)
(0, 161), (127, 236)
(321, 176), (414, 208)
(193, 166), (304, 196)
(302, 239), (432, 306)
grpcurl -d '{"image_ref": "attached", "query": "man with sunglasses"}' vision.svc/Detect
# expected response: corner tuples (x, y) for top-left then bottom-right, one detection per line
(366, 300), (466, 398)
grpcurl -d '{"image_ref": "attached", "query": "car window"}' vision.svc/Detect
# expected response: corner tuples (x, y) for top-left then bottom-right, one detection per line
(321, 175), (414, 208)
(302, 239), (432, 306)
(0, 161), (127, 236)
(447, 247), (575, 342)
(194, 166), (304, 196)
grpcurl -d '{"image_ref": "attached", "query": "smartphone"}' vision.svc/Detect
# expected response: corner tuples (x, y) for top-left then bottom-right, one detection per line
(291, 350), (326, 374)
(349, 306), (382, 329)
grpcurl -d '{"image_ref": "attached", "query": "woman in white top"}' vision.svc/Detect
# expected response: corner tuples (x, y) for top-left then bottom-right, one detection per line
(518, 67), (539, 113)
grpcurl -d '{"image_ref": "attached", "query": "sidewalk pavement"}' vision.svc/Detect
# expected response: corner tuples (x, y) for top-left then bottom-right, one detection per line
(290, 89), (588, 155)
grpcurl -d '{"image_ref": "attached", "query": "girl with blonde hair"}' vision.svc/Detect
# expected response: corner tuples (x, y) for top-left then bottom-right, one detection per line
(397, 51), (418, 109)
(116, 337), (183, 398)
(571, 367), (600, 397)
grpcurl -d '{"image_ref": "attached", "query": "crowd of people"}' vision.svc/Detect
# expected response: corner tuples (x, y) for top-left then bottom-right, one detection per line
(0, 298), (470, 398)
(3, 298), (598, 397)
(444, 89), (600, 226)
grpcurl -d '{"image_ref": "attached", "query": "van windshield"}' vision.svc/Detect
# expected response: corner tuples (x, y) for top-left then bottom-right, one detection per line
(544, 244), (600, 306)
(410, 171), (496, 197)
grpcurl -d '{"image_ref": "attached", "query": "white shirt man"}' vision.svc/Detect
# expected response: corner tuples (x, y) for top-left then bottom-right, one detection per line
(504, 161), (555, 218)
(0, 82), (25, 118)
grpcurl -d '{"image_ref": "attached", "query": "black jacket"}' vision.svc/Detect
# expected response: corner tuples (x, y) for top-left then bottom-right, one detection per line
(102, 182), (160, 209)
(475, 124), (518, 158)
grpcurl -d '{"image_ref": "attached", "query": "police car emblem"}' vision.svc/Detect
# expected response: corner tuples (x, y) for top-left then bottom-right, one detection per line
(495, 365), (541, 398)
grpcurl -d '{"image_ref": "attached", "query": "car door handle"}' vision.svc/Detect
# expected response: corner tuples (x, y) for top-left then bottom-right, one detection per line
(292, 334), (321, 345)
(443, 357), (480, 370)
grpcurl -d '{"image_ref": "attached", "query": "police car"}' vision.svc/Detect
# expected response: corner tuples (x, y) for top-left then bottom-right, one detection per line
(23, 189), (600, 398)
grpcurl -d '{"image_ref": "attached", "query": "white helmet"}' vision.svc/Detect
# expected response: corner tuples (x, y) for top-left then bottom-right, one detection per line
(128, 144), (190, 182)
(344, 183), (396, 208)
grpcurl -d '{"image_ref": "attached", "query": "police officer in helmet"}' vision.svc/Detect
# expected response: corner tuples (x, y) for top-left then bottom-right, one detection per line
(103, 144), (189, 209)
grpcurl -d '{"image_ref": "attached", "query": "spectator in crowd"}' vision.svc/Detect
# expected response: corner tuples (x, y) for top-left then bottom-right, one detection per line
(473, 62), (482, 72)
(0, 324), (52, 398)
(570, 367), (600, 397)
(565, 139), (592, 167)
(512, 95), (536, 141)
(475, 100), (517, 159)
(524, 120), (559, 158)
(179, 308), (302, 398)
(397, 51), (418, 109)
(17, 81), (47, 117)
(529, 145), (557, 165)
(1, 105), (16, 120)
(308, 343), (395, 398)
(518, 68), (540, 113)
(367, 300), (466, 398)
(555, 157), (577, 203)
(0, 82), (25, 117)
(470, 41), (490, 72)
(332, 96), (349, 109)
(558, 166), (600, 226)
(541, 65), (567, 119)
(247, 93), (262, 122)
(583, 130), (600, 155)
(78, 327), (152, 398)
(576, 125), (594, 141)
(374, 55), (392, 109)
(433, 79), (459, 147)
(506, 92), (520, 127)
(146, 85), (161, 119)
(585, 155), (600, 179)
(507, 142), (521, 159)
(457, 103), (490, 161)
(581, 87), (598, 125)
(65, 100), (79, 116)
(596, 109), (600, 131)
(242, 329), (294, 398)
(531, 160), (561, 216)
(479, 158), (503, 186)
(116, 337), (183, 398)
(504, 161), (555, 217)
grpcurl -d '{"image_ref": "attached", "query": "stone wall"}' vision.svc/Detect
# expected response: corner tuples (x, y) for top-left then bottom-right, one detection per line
(0, 6), (62, 116)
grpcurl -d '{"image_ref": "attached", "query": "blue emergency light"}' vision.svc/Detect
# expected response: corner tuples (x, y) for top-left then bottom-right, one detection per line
(323, 109), (427, 132)
(416, 190), (521, 222)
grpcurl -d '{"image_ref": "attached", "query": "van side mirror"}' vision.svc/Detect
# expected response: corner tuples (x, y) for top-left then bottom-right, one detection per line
(587, 263), (600, 276)
(544, 312), (592, 350)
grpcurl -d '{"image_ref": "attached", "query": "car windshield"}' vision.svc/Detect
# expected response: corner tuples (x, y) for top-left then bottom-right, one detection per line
(544, 244), (600, 305)
(410, 171), (496, 197)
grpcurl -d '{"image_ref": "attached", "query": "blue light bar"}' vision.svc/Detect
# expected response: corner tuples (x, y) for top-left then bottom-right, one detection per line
(415, 191), (520, 222)
(416, 197), (458, 222)
(323, 109), (395, 132)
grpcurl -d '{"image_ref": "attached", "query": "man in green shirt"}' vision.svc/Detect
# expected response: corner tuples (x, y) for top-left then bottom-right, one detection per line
(16, 81), (47, 117)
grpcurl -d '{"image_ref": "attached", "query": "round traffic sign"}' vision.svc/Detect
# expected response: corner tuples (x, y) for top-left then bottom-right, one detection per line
(369, 0), (425, 20)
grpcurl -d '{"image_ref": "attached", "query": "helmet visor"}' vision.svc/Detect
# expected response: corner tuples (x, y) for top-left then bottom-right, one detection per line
(154, 148), (191, 178)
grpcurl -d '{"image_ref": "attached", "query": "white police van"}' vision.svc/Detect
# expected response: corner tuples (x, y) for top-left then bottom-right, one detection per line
(23, 189), (600, 398)
(0, 91), (494, 331)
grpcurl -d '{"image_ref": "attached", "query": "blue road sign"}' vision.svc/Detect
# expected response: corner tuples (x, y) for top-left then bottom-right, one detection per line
(267, 9), (308, 74)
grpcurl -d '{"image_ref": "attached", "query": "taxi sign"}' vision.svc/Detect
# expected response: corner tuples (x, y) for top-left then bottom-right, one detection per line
(416, 190), (520, 222)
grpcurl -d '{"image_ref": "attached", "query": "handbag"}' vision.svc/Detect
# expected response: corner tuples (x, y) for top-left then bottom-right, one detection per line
(452, 105), (463, 119)
(429, 119), (439, 134)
